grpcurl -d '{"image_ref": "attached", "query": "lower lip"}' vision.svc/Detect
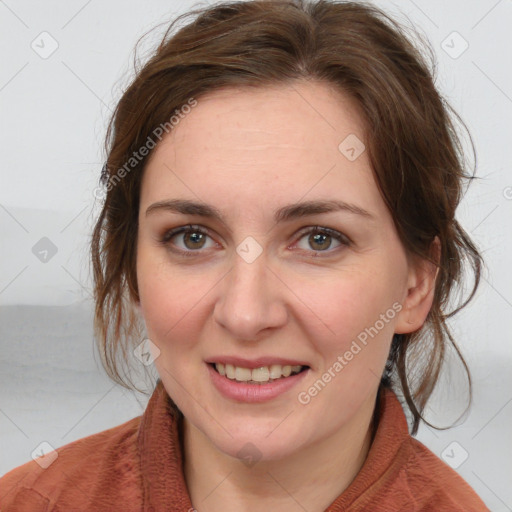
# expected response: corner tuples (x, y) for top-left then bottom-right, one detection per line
(207, 364), (309, 403)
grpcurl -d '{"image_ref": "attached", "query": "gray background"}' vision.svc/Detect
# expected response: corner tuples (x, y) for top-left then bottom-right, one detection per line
(1, 0), (511, 510)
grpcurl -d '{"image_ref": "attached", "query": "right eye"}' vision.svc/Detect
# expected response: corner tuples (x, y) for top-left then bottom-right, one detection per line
(160, 224), (218, 256)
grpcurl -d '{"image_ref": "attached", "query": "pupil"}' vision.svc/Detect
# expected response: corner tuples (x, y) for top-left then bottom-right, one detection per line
(310, 233), (330, 250)
(185, 232), (204, 248)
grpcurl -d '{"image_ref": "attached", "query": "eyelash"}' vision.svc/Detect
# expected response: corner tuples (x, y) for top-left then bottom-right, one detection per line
(160, 224), (351, 258)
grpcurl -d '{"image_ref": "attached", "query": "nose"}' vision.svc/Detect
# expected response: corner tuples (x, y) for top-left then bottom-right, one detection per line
(213, 250), (288, 341)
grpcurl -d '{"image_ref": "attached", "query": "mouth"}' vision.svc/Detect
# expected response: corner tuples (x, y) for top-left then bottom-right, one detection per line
(208, 362), (309, 385)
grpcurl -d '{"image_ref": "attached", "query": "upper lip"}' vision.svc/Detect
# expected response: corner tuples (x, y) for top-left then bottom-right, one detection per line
(205, 356), (310, 369)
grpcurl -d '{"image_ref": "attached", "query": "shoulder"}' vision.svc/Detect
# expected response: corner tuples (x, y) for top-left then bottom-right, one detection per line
(0, 415), (142, 512)
(392, 435), (489, 511)
(352, 388), (490, 511)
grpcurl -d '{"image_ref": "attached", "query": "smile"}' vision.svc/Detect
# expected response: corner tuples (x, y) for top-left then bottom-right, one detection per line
(212, 362), (306, 384)
(207, 362), (310, 403)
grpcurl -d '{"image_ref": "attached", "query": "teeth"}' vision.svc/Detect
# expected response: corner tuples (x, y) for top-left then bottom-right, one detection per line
(269, 364), (282, 379)
(214, 363), (304, 383)
(251, 366), (270, 382)
(225, 364), (235, 379)
(235, 366), (252, 381)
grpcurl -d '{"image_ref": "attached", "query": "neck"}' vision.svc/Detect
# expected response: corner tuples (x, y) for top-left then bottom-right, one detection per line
(183, 392), (377, 512)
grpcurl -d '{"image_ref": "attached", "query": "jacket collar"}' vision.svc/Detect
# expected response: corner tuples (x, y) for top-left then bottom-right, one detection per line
(138, 380), (191, 512)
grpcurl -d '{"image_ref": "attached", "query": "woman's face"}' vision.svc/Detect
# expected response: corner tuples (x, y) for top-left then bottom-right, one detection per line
(136, 81), (423, 461)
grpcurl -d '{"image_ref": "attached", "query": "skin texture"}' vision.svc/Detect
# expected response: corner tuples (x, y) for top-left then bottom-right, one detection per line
(136, 80), (438, 512)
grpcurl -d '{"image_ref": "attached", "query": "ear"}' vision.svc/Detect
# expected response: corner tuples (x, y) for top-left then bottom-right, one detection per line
(394, 236), (441, 334)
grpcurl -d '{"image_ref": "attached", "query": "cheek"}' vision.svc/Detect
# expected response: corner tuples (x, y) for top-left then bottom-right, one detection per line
(136, 257), (210, 402)
(136, 245), (222, 353)
(295, 267), (403, 412)
(290, 267), (401, 429)
(297, 264), (400, 350)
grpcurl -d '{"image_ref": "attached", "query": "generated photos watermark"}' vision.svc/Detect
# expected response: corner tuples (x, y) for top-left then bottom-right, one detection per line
(94, 97), (198, 200)
(297, 301), (402, 405)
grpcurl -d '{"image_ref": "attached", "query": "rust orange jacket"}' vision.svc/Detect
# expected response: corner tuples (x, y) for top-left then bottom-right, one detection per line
(0, 380), (488, 511)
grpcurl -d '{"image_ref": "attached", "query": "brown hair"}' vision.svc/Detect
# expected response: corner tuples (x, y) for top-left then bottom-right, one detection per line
(91, 0), (482, 434)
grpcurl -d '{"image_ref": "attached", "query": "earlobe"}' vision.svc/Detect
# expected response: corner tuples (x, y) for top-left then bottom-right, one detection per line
(394, 237), (441, 335)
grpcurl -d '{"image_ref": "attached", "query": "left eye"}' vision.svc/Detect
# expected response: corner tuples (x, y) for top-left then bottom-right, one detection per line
(294, 226), (349, 253)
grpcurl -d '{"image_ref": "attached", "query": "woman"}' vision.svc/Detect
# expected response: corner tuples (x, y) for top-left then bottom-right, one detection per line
(0, 0), (488, 510)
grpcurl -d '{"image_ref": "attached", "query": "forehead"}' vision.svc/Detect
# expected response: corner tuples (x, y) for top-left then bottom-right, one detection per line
(141, 81), (383, 216)
(164, 80), (366, 160)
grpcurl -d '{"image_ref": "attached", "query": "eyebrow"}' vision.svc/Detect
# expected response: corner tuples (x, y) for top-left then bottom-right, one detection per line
(145, 198), (375, 223)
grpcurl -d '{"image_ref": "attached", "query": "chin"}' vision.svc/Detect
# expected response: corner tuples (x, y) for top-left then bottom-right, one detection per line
(218, 434), (302, 465)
